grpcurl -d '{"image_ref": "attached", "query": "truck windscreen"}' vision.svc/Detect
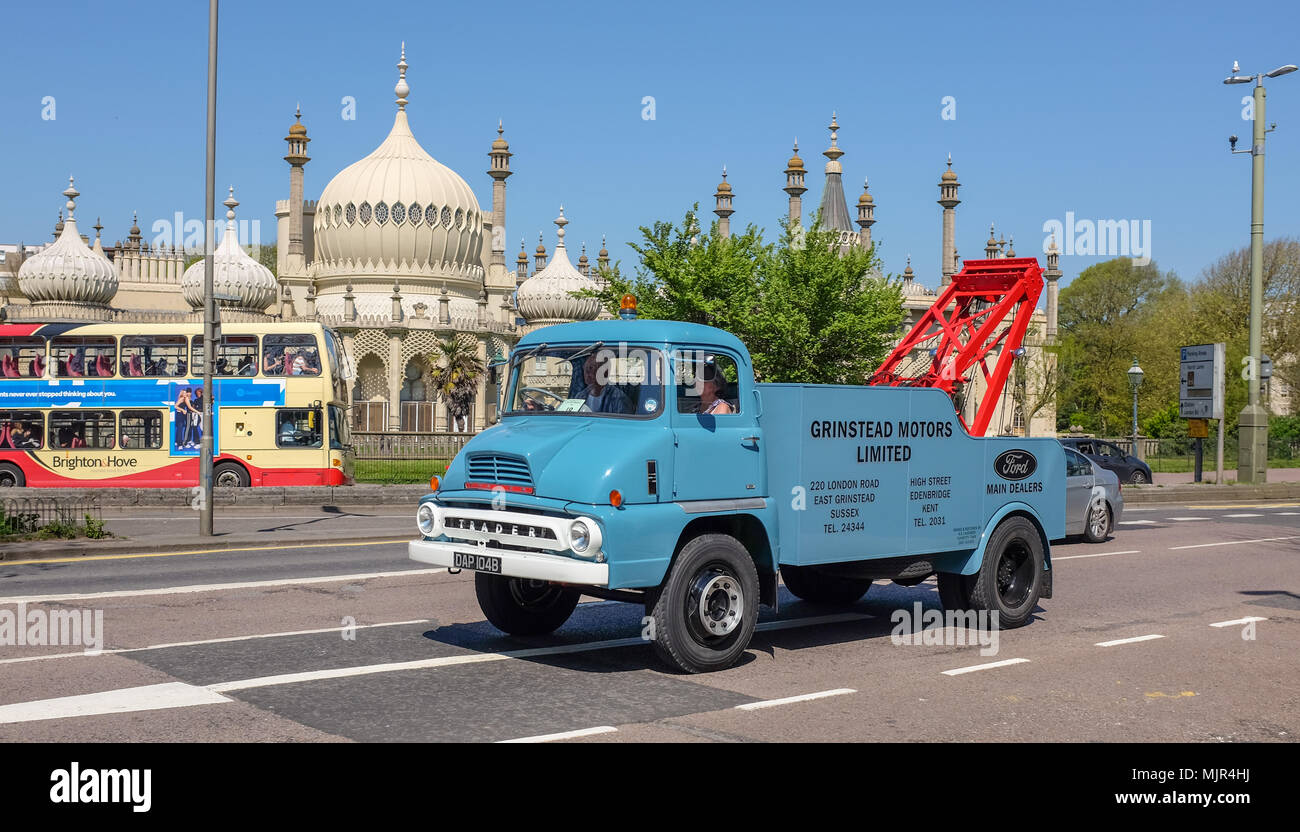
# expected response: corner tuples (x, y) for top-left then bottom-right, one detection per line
(507, 345), (665, 418)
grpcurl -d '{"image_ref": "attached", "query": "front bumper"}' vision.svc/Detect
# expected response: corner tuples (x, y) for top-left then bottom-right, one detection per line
(408, 539), (610, 586)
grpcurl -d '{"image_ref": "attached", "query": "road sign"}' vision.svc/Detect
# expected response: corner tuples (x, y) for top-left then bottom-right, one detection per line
(1180, 343), (1224, 420)
(1187, 418), (1209, 438)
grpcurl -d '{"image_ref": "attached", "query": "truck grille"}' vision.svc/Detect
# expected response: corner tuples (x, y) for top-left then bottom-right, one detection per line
(466, 453), (534, 489)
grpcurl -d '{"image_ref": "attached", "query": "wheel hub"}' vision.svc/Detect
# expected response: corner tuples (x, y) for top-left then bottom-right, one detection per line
(995, 543), (1032, 607)
(689, 569), (743, 637)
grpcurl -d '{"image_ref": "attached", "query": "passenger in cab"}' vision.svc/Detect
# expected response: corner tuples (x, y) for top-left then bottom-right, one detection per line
(696, 364), (733, 415)
(574, 351), (632, 414)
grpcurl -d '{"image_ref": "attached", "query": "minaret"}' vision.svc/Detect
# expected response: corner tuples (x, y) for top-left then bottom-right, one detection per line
(783, 140), (807, 230)
(713, 167), (734, 240)
(534, 232), (547, 272)
(515, 239), (529, 287)
(578, 243), (590, 277)
(1006, 235), (1016, 258)
(855, 178), (875, 250)
(818, 113), (855, 241)
(53, 210), (64, 240)
(487, 120), (512, 267)
(1044, 233), (1062, 342)
(284, 105), (311, 275)
(938, 154), (961, 286)
(902, 255), (915, 292)
(997, 232), (1007, 258)
(985, 224), (999, 259)
(597, 235), (610, 280)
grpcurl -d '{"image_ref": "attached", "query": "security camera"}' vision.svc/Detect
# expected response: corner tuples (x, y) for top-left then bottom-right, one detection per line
(1229, 134), (1239, 151)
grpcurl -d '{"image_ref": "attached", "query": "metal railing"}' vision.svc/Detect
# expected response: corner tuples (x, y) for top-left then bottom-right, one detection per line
(0, 496), (103, 537)
(351, 431), (471, 483)
(1086, 435), (1300, 473)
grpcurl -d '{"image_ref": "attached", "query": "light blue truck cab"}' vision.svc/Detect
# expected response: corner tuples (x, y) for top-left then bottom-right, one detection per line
(409, 318), (1064, 673)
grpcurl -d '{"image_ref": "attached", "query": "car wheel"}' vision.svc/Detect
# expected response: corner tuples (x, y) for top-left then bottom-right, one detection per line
(1129, 470), (1148, 485)
(1083, 500), (1111, 543)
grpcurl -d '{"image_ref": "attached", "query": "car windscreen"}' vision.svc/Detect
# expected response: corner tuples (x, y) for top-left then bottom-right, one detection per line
(506, 344), (665, 418)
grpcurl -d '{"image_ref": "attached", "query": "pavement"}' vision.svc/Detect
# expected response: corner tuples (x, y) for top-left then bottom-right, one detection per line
(0, 500), (1295, 743)
(1152, 467), (1300, 485)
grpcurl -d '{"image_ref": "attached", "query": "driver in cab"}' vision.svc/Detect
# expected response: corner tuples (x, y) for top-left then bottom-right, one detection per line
(574, 351), (632, 414)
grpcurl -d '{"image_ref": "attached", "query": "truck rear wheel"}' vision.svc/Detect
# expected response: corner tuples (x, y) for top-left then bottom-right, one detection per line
(780, 564), (873, 605)
(475, 573), (580, 636)
(963, 516), (1045, 628)
(649, 534), (759, 674)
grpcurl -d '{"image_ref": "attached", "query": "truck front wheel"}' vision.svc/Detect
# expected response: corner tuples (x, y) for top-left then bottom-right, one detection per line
(649, 534), (759, 674)
(475, 573), (580, 636)
(780, 564), (873, 605)
(960, 516), (1045, 628)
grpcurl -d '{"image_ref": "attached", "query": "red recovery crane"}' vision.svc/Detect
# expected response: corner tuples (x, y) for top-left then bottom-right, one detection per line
(869, 257), (1044, 437)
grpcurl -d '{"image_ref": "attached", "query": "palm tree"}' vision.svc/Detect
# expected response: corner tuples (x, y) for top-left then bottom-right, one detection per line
(427, 336), (484, 432)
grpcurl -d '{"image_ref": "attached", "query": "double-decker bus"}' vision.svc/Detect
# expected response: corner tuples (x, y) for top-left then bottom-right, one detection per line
(0, 321), (353, 487)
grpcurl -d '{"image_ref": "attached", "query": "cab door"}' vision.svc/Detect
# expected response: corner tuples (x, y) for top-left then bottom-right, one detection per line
(669, 349), (765, 502)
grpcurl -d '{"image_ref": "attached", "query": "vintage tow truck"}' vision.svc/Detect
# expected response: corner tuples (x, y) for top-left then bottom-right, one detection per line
(409, 259), (1063, 672)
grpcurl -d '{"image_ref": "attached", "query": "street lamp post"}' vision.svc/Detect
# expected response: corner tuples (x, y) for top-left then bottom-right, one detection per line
(1128, 358), (1144, 460)
(1225, 60), (1297, 483)
(200, 0), (219, 535)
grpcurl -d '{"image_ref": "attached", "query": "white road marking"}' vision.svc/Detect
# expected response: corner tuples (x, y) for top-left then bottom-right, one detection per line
(0, 682), (230, 725)
(734, 688), (856, 711)
(1095, 634), (1164, 647)
(0, 568), (449, 605)
(1119, 520), (1157, 525)
(497, 726), (617, 743)
(1168, 536), (1300, 550)
(941, 658), (1030, 676)
(1053, 550), (1140, 561)
(1209, 616), (1268, 628)
(1224, 513), (1264, 518)
(1274, 512), (1299, 516)
(1166, 517), (1210, 521)
(0, 619), (433, 665)
(0, 612), (873, 722)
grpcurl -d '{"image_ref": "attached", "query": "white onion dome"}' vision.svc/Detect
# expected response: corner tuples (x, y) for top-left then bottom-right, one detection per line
(311, 44), (484, 285)
(18, 177), (118, 306)
(516, 207), (602, 325)
(181, 187), (278, 312)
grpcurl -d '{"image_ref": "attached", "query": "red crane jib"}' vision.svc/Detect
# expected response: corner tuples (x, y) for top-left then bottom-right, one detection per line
(869, 257), (1044, 437)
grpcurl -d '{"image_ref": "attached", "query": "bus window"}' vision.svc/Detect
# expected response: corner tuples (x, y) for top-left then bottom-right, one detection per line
(119, 410), (164, 450)
(263, 334), (321, 377)
(328, 404), (350, 451)
(122, 335), (188, 378)
(0, 337), (46, 378)
(191, 334), (259, 377)
(51, 336), (117, 378)
(49, 410), (115, 449)
(0, 410), (43, 449)
(276, 408), (322, 448)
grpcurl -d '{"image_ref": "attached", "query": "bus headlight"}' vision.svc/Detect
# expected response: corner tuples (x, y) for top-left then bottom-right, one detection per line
(568, 518), (602, 557)
(417, 503), (439, 538)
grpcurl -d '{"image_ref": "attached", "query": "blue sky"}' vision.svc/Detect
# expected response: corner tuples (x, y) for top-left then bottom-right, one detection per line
(2, 0), (1298, 293)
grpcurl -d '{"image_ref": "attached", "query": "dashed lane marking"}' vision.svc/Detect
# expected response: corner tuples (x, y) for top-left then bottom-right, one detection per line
(1209, 616), (1268, 628)
(1224, 513), (1264, 518)
(1119, 520), (1157, 525)
(1053, 550), (1140, 561)
(734, 688), (856, 711)
(0, 568), (449, 605)
(941, 658), (1030, 676)
(1168, 536), (1299, 550)
(1096, 634), (1165, 647)
(497, 726), (618, 743)
(1166, 517), (1210, 521)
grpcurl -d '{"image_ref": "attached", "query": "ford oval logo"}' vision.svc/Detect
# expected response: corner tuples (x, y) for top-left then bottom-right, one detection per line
(995, 450), (1037, 481)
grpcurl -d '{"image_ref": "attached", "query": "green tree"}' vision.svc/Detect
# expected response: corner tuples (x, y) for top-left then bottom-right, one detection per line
(589, 209), (903, 384)
(427, 336), (484, 432)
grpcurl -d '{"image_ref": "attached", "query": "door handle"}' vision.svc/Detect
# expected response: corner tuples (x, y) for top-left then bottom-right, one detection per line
(742, 436), (760, 442)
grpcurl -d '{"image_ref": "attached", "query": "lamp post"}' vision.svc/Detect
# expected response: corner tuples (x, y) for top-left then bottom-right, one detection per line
(199, 0), (219, 535)
(1128, 358), (1144, 459)
(1225, 60), (1296, 483)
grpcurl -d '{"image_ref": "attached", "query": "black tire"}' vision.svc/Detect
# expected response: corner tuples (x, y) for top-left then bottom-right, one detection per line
(0, 463), (25, 488)
(474, 573), (580, 636)
(1083, 499), (1112, 544)
(937, 572), (973, 611)
(649, 534), (759, 674)
(781, 564), (873, 604)
(213, 461), (250, 487)
(1129, 470), (1148, 485)
(965, 516), (1045, 629)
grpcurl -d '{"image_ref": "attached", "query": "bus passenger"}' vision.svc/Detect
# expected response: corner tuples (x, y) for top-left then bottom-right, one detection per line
(174, 387), (194, 449)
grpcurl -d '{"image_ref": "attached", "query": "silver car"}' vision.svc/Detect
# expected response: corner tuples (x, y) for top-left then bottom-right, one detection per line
(1062, 445), (1123, 543)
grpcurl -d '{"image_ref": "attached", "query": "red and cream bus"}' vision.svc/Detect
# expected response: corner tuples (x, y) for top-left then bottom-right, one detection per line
(0, 321), (353, 487)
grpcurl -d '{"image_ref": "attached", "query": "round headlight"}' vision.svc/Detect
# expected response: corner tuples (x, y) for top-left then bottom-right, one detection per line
(417, 503), (438, 537)
(569, 520), (591, 553)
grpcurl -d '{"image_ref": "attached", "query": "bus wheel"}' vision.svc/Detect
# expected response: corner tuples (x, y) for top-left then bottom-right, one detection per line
(0, 463), (24, 487)
(650, 534), (758, 674)
(213, 462), (249, 488)
(475, 573), (580, 636)
(966, 516), (1045, 629)
(780, 564), (873, 604)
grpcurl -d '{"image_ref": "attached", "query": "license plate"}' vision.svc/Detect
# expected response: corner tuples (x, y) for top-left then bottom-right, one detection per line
(453, 552), (502, 574)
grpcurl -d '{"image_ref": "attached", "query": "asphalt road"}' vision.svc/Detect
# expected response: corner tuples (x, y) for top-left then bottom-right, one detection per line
(0, 501), (1296, 742)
